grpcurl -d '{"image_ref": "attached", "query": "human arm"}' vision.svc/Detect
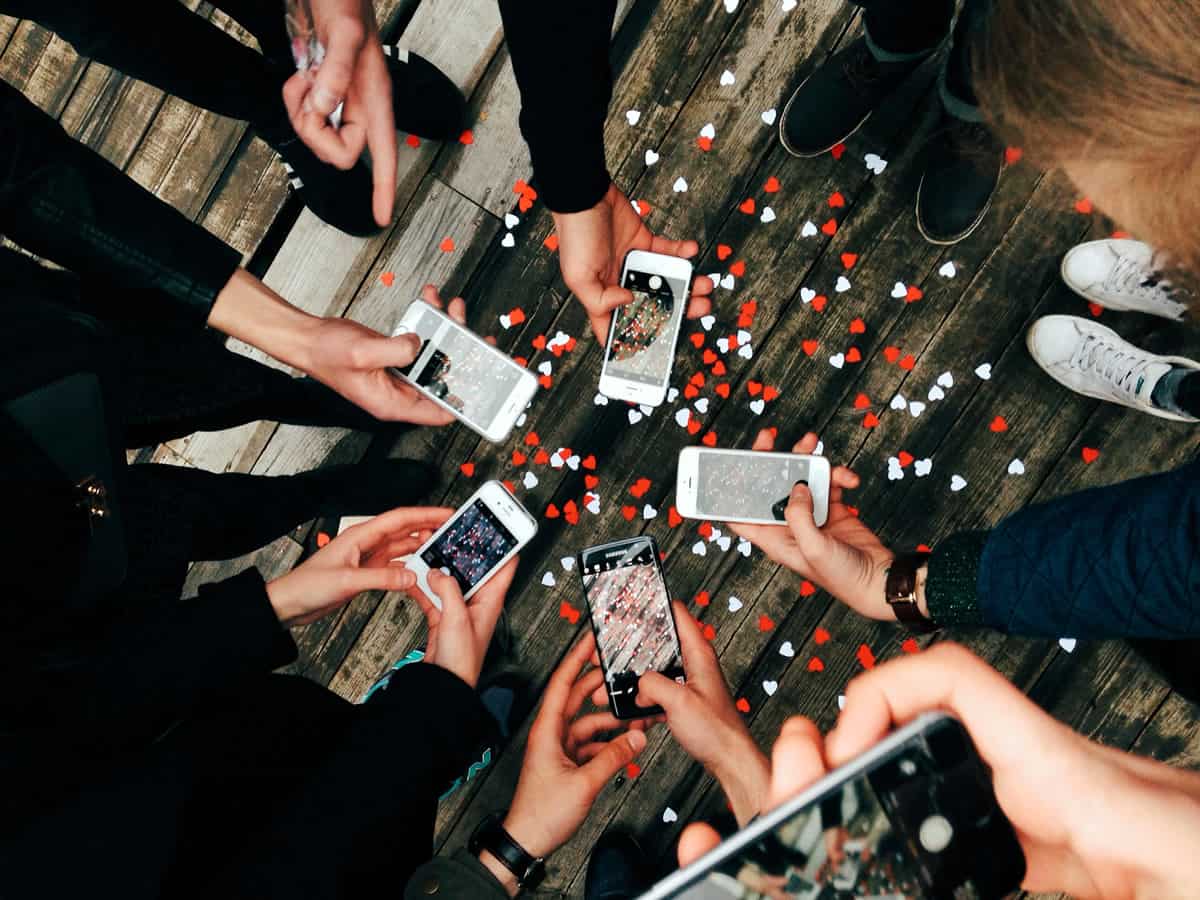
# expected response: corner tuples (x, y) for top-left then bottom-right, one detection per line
(679, 644), (1200, 899)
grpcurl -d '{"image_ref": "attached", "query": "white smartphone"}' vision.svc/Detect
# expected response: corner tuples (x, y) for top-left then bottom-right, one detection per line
(392, 300), (538, 443)
(405, 481), (537, 609)
(675, 447), (831, 527)
(598, 250), (693, 407)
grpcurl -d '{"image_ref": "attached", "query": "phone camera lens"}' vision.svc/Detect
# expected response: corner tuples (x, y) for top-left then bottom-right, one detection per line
(918, 814), (954, 853)
(899, 758), (918, 776)
(648, 275), (663, 290)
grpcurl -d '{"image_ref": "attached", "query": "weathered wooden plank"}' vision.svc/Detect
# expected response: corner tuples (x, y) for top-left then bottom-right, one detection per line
(182, 533), (303, 596)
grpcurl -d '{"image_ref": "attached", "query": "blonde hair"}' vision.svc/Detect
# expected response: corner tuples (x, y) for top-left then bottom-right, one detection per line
(975, 0), (1200, 291)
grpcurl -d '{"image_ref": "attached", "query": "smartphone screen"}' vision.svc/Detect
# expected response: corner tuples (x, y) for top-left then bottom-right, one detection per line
(396, 306), (527, 433)
(697, 452), (816, 522)
(603, 268), (688, 387)
(419, 499), (517, 594)
(651, 716), (1025, 900)
(579, 538), (684, 717)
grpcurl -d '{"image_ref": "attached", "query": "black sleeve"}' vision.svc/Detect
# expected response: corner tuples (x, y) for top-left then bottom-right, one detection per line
(15, 569), (297, 750)
(497, 0), (617, 213)
(0, 78), (242, 326)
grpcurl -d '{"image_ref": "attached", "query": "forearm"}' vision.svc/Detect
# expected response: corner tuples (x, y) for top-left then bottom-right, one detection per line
(0, 79), (241, 323)
(207, 268), (322, 372)
(711, 731), (772, 826)
(498, 0), (617, 212)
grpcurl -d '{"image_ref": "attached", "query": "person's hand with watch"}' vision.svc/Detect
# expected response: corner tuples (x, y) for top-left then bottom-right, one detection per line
(726, 430), (935, 631)
(470, 633), (648, 896)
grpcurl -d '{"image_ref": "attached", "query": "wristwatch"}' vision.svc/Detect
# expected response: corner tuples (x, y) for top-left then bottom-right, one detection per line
(885, 552), (937, 633)
(469, 812), (546, 892)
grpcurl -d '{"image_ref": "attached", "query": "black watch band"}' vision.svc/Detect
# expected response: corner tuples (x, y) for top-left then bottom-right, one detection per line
(885, 552), (938, 633)
(469, 812), (546, 892)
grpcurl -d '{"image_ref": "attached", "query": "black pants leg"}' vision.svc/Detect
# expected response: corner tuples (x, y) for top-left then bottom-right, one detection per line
(1175, 371), (1200, 417)
(0, 0), (287, 129)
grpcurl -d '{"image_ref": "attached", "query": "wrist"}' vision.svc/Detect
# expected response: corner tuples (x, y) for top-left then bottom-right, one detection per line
(476, 849), (521, 898)
(207, 268), (322, 373)
(710, 728), (771, 826)
(501, 812), (554, 860)
(265, 575), (302, 627)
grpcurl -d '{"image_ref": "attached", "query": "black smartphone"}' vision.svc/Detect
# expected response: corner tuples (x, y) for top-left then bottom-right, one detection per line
(638, 713), (1026, 899)
(577, 536), (686, 719)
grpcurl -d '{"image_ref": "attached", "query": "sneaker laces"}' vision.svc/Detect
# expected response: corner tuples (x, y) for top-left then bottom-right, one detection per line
(1104, 254), (1188, 317)
(1070, 333), (1157, 397)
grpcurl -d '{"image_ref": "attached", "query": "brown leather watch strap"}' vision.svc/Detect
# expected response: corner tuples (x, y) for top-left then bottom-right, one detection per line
(885, 552), (937, 633)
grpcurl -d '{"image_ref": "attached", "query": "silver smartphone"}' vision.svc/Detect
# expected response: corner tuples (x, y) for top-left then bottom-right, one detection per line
(675, 447), (831, 527)
(392, 300), (538, 443)
(638, 713), (1026, 899)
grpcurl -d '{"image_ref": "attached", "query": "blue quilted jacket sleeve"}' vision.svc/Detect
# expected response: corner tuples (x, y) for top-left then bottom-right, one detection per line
(926, 459), (1200, 639)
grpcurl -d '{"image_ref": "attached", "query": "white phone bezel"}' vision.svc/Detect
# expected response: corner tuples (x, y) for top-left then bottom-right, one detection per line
(674, 447), (831, 527)
(598, 250), (693, 408)
(404, 480), (537, 609)
(636, 712), (953, 900)
(393, 300), (538, 443)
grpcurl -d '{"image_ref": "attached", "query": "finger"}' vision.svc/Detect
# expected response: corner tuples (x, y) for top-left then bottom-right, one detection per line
(405, 580), (441, 625)
(751, 428), (776, 452)
(684, 293), (712, 321)
(335, 565), (415, 599)
(831, 465), (860, 495)
(338, 507), (453, 553)
(793, 432), (820, 455)
(579, 729), (647, 794)
(783, 484), (823, 547)
(362, 58), (397, 226)
(647, 234), (699, 260)
(469, 555), (518, 640)
(381, 383), (458, 426)
(282, 73), (313, 133)
(591, 683), (610, 708)
(636, 670), (691, 713)
(690, 273), (715, 299)
(427, 568), (469, 627)
(446, 297), (467, 324)
(566, 711), (626, 753)
(677, 823), (723, 867)
(364, 535), (425, 566)
(566, 667), (606, 720)
(353, 332), (422, 370)
(670, 601), (721, 679)
(766, 716), (828, 810)
(532, 634), (598, 744)
(311, 15), (366, 116)
(825, 643), (1071, 775)
(420, 284), (443, 308)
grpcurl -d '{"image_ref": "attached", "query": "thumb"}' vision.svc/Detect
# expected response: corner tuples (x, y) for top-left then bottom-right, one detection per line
(334, 565), (415, 600)
(355, 332), (422, 370)
(580, 729), (646, 793)
(783, 484), (824, 551)
(636, 670), (690, 713)
(677, 822), (722, 867)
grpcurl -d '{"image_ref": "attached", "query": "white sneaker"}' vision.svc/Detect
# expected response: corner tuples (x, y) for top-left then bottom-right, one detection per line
(1060, 239), (1188, 321)
(1026, 315), (1199, 422)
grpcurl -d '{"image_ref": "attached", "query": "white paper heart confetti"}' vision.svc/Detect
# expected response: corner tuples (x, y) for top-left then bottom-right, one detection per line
(908, 401), (926, 417)
(561, 556), (576, 571)
(644, 149), (659, 166)
(643, 504), (658, 520)
(779, 641), (795, 658)
(937, 372), (954, 388)
(673, 176), (688, 193)
(691, 540), (707, 556)
(541, 572), (556, 587)
(891, 282), (907, 299)
(728, 596), (743, 612)
(835, 276), (851, 293)
(1058, 638), (1077, 653)
(628, 409), (643, 425)
(762, 679), (778, 696)
(761, 107), (777, 126)
(700, 314), (715, 331)
(720, 273), (735, 290)
(625, 109), (641, 126)
(674, 408), (691, 428)
(750, 398), (765, 415)
(801, 287), (816, 304)
(593, 392), (609, 406)
(1007, 458), (1026, 475)
(737, 537), (752, 557)
(504, 213), (520, 229)
(523, 471), (538, 489)
(500, 232), (515, 248)
(760, 206), (776, 224)
(950, 474), (967, 492)
(928, 385), (945, 401)
(890, 394), (907, 411)
(694, 397), (710, 414)
(829, 352), (845, 369)
(719, 69), (736, 86)
(914, 458), (932, 477)
(939, 261), (957, 278)
(699, 122), (716, 140)
(801, 220), (818, 237)
(975, 363), (992, 380)
(663, 807), (678, 823)
(864, 153), (887, 174)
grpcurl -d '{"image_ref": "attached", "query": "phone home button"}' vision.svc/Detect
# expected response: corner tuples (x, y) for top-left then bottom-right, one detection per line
(918, 814), (953, 854)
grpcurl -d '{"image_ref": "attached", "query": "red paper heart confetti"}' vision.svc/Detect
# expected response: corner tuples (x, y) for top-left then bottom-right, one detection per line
(905, 285), (923, 303)
(1088, 302), (1104, 317)
(830, 142), (846, 159)
(683, 384), (699, 400)
(582, 454), (597, 470)
(524, 431), (540, 446)
(533, 449), (550, 465)
(621, 505), (637, 521)
(739, 198), (756, 214)
(538, 374), (552, 389)
(711, 361), (727, 376)
(800, 580), (816, 597)
(1074, 197), (1094, 214)
(439, 236), (455, 253)
(502, 479), (515, 493)
(856, 643), (877, 669)
(543, 234), (559, 252)
(763, 386), (779, 402)
(849, 318), (866, 334)
(379, 271), (395, 287)
(845, 347), (862, 363)
(316, 531), (331, 548)
(702, 623), (717, 641)
(807, 656), (825, 672)
(802, 339), (819, 357)
(698, 521), (713, 538)
(748, 380), (763, 396)
(513, 179), (538, 212)
(694, 590), (710, 607)
(729, 260), (746, 278)
(559, 601), (581, 624)
(545, 503), (560, 519)
(862, 411), (879, 429)
(584, 474), (599, 490)
(511, 449), (527, 466)
(735, 697), (751, 713)
(405, 134), (420, 148)
(840, 252), (858, 269)
(459, 129), (474, 145)
(564, 500), (579, 525)
(717, 243), (733, 261)
(897, 451), (915, 467)
(689, 333), (705, 349)
(821, 218), (838, 235)
(696, 136), (712, 152)
(1081, 446), (1101, 464)
(898, 354), (916, 371)
(508, 308), (527, 326)
(668, 506), (683, 527)
(757, 614), (776, 632)
(686, 418), (701, 435)
(1004, 146), (1023, 165)
(702, 431), (718, 447)
(883, 346), (901, 363)
(916, 543), (932, 552)
(828, 191), (846, 208)
(625, 761), (641, 779)
(989, 415), (1009, 433)
(764, 176), (781, 193)
(715, 382), (731, 398)
(853, 393), (871, 410)
(531, 334), (547, 351)
(630, 477), (652, 498)
(811, 295), (828, 312)
(901, 638), (920, 654)
(460, 462), (475, 477)
(814, 626), (831, 644)
(703, 348), (718, 365)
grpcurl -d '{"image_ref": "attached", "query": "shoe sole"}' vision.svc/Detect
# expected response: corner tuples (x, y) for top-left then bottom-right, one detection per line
(1058, 253), (1186, 322)
(778, 70), (874, 159)
(914, 170), (996, 246)
(1024, 322), (1200, 423)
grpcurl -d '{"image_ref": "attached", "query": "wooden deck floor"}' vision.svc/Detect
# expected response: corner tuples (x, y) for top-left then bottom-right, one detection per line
(8, 1), (1200, 897)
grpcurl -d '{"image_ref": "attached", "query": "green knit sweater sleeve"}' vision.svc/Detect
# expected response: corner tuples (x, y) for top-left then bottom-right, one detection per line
(925, 530), (990, 627)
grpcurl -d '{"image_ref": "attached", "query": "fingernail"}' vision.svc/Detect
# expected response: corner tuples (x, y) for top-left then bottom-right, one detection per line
(627, 730), (647, 751)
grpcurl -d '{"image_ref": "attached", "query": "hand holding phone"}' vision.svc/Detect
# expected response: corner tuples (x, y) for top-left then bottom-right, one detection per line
(675, 446), (831, 527)
(577, 537), (685, 718)
(726, 430), (897, 620)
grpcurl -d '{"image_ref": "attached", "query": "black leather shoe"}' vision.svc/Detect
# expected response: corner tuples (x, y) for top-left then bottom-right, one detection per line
(262, 128), (382, 236)
(780, 37), (931, 158)
(586, 830), (650, 900)
(916, 116), (1003, 244)
(382, 45), (466, 140)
